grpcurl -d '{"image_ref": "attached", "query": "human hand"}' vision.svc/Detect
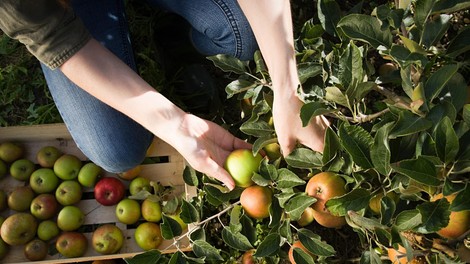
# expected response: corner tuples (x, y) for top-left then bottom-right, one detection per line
(272, 91), (329, 157)
(172, 114), (252, 190)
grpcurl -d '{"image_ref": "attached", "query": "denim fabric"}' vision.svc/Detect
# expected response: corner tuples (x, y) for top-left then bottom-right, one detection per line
(41, 0), (257, 173)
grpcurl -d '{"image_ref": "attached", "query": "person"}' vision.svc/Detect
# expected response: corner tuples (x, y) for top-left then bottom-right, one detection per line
(0, 0), (328, 190)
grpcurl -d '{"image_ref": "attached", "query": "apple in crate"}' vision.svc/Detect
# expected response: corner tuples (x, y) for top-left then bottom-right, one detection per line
(94, 177), (126, 206)
(92, 224), (124, 254)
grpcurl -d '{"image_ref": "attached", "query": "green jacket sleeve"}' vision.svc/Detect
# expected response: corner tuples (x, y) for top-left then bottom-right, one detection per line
(0, 0), (91, 69)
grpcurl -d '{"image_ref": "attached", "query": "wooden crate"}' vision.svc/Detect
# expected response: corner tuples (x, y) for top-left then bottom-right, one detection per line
(0, 123), (196, 263)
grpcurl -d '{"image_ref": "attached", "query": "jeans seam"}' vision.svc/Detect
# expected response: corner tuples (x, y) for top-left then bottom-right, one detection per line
(211, 0), (243, 58)
(115, 0), (136, 70)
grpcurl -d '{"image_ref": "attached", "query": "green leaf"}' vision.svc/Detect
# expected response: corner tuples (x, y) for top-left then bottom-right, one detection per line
(317, 0), (341, 37)
(371, 122), (393, 176)
(182, 166), (198, 187)
(276, 168), (306, 189)
(339, 41), (363, 89)
(347, 211), (388, 230)
(192, 240), (224, 261)
(337, 14), (393, 49)
(221, 227), (254, 251)
(276, 192), (297, 208)
(446, 27), (470, 57)
(259, 158), (278, 181)
(125, 250), (162, 264)
(254, 50), (267, 74)
(360, 250), (382, 264)
(325, 86), (350, 108)
(253, 233), (281, 257)
(394, 209), (422, 231)
(300, 102), (333, 127)
(432, 0), (470, 13)
(161, 215), (182, 239)
(416, 199), (450, 234)
(285, 147), (323, 169)
(391, 156), (441, 186)
(414, 0), (435, 30)
(464, 105), (470, 125)
(297, 228), (336, 257)
(292, 248), (316, 264)
(422, 14), (451, 48)
(348, 82), (376, 102)
(285, 193), (317, 220)
(327, 188), (371, 217)
(389, 110), (433, 139)
(240, 120), (274, 137)
(424, 64), (459, 102)
(168, 251), (187, 264)
(269, 197), (283, 228)
(339, 125), (374, 169)
(434, 116), (459, 164)
(323, 127), (341, 165)
(207, 54), (248, 74)
(450, 187), (470, 212)
(180, 199), (200, 223)
(252, 136), (277, 157)
(297, 62), (322, 84)
(225, 79), (257, 98)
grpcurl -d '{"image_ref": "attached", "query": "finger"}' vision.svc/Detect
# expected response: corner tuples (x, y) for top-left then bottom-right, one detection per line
(278, 137), (297, 158)
(232, 137), (252, 150)
(204, 158), (235, 190)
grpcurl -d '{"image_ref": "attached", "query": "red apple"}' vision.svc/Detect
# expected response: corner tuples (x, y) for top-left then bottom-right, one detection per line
(94, 177), (125, 206)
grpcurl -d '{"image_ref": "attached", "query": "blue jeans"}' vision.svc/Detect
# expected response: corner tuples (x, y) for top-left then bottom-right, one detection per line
(41, 0), (257, 173)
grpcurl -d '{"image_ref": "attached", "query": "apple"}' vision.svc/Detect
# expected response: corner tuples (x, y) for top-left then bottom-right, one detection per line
(288, 240), (316, 264)
(30, 193), (59, 220)
(92, 224), (124, 254)
(224, 149), (263, 188)
(431, 192), (470, 239)
(240, 185), (272, 219)
(167, 213), (188, 231)
(37, 220), (60, 241)
(36, 145), (62, 168)
(305, 172), (347, 228)
(94, 177), (126, 206)
(9, 158), (35, 181)
(297, 207), (315, 227)
(55, 180), (83, 205)
(57, 205), (85, 231)
(8, 185), (35, 212)
(0, 159), (7, 179)
(56, 231), (88, 258)
(387, 244), (426, 264)
(369, 192), (399, 215)
(78, 162), (102, 188)
(241, 249), (256, 264)
(118, 165), (142, 181)
(0, 237), (8, 260)
(264, 142), (282, 161)
(378, 62), (398, 76)
(0, 142), (23, 163)
(0, 190), (7, 211)
(29, 168), (60, 194)
(129, 176), (151, 196)
(24, 238), (48, 261)
(134, 222), (163, 251)
(0, 213), (38, 246)
(54, 154), (82, 180)
(116, 198), (141, 225)
(141, 198), (162, 222)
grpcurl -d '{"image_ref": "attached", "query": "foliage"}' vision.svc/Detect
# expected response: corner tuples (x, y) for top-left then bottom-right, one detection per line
(126, 0), (470, 263)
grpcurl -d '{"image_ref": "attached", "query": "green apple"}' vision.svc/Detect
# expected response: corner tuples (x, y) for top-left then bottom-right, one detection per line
(53, 154), (82, 180)
(141, 198), (162, 222)
(115, 198), (141, 225)
(36, 145), (62, 168)
(264, 142), (282, 161)
(0, 159), (7, 179)
(29, 168), (60, 194)
(167, 213), (188, 231)
(91, 224), (124, 254)
(224, 149), (263, 188)
(297, 207), (315, 227)
(30, 193), (59, 220)
(0, 237), (8, 260)
(24, 238), (48, 261)
(57, 205), (85, 231)
(56, 231), (88, 258)
(0, 190), (7, 211)
(129, 176), (151, 196)
(9, 158), (35, 181)
(134, 222), (163, 251)
(37, 220), (60, 241)
(78, 162), (102, 188)
(0, 213), (38, 246)
(8, 186), (35, 212)
(0, 142), (23, 163)
(55, 180), (83, 206)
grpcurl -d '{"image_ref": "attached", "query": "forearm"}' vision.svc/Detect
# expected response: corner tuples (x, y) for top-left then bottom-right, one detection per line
(59, 38), (186, 146)
(237, 0), (299, 95)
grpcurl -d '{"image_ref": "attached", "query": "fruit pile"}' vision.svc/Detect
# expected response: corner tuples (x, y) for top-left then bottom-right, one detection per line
(0, 140), (182, 262)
